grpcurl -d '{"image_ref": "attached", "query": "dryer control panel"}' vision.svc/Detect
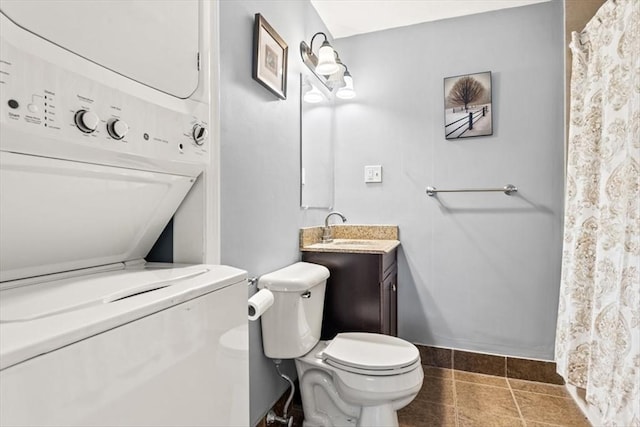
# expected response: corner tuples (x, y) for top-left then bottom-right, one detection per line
(0, 25), (209, 175)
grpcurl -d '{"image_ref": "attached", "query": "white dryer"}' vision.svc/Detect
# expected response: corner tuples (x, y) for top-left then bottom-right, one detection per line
(1, 0), (202, 98)
(0, 2), (248, 426)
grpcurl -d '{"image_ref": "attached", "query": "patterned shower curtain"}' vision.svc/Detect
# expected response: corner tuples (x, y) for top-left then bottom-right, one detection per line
(555, 0), (639, 425)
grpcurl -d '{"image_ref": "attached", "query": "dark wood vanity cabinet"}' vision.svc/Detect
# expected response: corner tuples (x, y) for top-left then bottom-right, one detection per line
(302, 249), (398, 340)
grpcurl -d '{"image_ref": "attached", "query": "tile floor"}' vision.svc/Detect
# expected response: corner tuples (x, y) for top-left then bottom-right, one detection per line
(275, 366), (591, 427)
(397, 366), (591, 427)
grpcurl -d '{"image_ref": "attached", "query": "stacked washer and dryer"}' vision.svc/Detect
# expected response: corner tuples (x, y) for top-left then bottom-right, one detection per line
(0, 2), (248, 426)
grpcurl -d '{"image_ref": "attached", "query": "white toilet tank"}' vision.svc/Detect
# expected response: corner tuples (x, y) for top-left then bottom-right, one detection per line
(258, 262), (330, 359)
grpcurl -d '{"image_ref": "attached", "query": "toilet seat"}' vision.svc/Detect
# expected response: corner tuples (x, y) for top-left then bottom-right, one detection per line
(322, 333), (420, 376)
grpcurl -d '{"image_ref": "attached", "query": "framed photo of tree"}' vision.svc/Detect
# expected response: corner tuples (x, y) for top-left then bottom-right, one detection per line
(444, 71), (492, 139)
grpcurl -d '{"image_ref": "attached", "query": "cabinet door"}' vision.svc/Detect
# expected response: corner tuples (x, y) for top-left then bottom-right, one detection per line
(380, 267), (398, 336)
(302, 252), (382, 339)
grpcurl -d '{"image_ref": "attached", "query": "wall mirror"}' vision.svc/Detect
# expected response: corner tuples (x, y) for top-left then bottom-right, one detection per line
(300, 72), (334, 209)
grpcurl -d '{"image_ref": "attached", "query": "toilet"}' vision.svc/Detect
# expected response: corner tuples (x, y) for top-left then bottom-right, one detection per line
(258, 262), (423, 427)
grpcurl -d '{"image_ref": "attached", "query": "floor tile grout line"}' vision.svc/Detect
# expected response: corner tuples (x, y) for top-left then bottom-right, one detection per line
(451, 350), (459, 427)
(507, 375), (526, 424)
(510, 377), (567, 386)
(454, 379), (509, 389)
(511, 388), (575, 399)
(454, 369), (510, 384)
(453, 374), (526, 425)
(454, 378), (513, 391)
(452, 376), (459, 427)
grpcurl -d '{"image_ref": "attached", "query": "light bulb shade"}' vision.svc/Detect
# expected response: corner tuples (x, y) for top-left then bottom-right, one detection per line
(303, 85), (324, 103)
(316, 41), (339, 75)
(327, 66), (346, 90)
(336, 74), (356, 99)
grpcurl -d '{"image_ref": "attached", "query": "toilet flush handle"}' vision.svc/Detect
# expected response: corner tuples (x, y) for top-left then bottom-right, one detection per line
(301, 291), (311, 298)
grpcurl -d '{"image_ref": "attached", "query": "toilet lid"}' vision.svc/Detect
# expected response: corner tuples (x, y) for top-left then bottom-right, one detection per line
(322, 333), (419, 372)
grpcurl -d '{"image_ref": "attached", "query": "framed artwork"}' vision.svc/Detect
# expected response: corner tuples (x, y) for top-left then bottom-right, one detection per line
(444, 71), (492, 139)
(252, 13), (288, 100)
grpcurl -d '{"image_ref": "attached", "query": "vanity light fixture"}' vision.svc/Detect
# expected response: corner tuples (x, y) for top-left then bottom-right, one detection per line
(301, 33), (356, 99)
(336, 65), (356, 100)
(304, 85), (324, 103)
(302, 79), (324, 104)
(326, 52), (346, 90)
(301, 32), (339, 76)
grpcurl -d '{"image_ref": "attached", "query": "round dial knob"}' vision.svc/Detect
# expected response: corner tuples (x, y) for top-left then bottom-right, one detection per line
(107, 119), (129, 140)
(74, 110), (99, 133)
(192, 124), (208, 145)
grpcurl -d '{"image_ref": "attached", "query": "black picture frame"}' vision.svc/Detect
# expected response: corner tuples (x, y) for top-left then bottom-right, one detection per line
(252, 14), (288, 100)
(444, 71), (493, 139)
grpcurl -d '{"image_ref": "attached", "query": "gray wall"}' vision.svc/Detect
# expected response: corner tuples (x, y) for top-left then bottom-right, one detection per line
(221, 1), (564, 423)
(332, 0), (565, 360)
(218, 1), (330, 425)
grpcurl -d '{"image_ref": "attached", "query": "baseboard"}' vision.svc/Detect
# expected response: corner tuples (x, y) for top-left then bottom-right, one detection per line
(415, 344), (565, 384)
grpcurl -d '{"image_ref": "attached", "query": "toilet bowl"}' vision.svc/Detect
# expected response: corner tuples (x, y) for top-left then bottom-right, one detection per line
(295, 334), (424, 427)
(258, 262), (423, 427)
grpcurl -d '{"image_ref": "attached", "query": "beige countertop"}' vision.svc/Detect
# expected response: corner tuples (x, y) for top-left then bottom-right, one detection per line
(299, 225), (400, 254)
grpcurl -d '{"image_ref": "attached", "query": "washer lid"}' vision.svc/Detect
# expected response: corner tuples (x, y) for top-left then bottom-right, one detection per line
(0, 263), (247, 370)
(1, 265), (209, 323)
(322, 332), (420, 371)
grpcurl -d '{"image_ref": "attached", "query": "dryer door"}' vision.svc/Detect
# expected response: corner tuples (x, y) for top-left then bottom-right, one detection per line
(0, 152), (196, 283)
(0, 0), (200, 99)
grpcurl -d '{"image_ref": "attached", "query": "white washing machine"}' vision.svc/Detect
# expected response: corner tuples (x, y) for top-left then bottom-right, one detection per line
(0, 2), (248, 426)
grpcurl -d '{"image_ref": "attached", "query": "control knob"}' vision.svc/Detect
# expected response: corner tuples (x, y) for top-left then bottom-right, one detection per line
(74, 110), (99, 134)
(107, 119), (129, 140)
(192, 124), (208, 146)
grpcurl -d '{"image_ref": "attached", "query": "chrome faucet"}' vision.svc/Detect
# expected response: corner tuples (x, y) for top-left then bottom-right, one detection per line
(322, 211), (347, 243)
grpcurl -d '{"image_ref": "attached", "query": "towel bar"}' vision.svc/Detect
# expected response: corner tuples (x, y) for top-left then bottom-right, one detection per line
(426, 184), (517, 196)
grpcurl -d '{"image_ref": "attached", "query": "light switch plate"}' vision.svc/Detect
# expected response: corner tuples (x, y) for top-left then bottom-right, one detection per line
(364, 165), (382, 183)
